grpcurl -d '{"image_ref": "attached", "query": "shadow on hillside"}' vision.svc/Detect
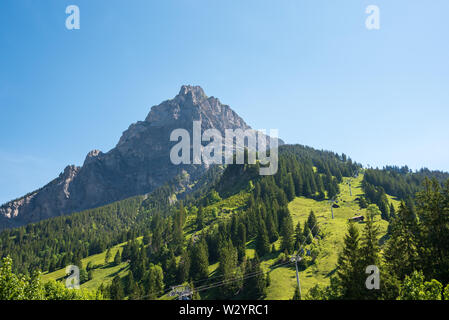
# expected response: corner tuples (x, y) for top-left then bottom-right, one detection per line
(379, 233), (390, 246)
(106, 265), (129, 278)
(326, 268), (337, 278)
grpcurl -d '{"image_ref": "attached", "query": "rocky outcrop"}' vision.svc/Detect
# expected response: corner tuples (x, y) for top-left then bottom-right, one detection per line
(0, 85), (280, 229)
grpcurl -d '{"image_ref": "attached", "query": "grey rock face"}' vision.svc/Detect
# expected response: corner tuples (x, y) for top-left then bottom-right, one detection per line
(0, 85), (278, 229)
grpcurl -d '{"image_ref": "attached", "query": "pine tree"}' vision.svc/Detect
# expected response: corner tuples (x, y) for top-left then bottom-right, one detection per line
(113, 250), (121, 266)
(379, 197), (390, 221)
(306, 210), (319, 237)
(280, 215), (294, 254)
(294, 222), (303, 251)
(360, 214), (380, 267)
(125, 270), (135, 295)
(360, 214), (381, 300)
(293, 171), (303, 196)
(383, 201), (420, 283)
(218, 240), (240, 298)
(151, 226), (163, 254)
(189, 239), (209, 281)
(303, 223), (312, 245)
(242, 254), (267, 299)
(389, 203), (396, 218)
(265, 215), (279, 243)
(416, 178), (449, 283)
(143, 264), (165, 299)
(316, 174), (325, 196)
(109, 275), (124, 300)
(236, 223), (247, 262)
(286, 173), (296, 201)
(98, 283), (108, 299)
(166, 251), (178, 286)
(79, 268), (88, 284)
(303, 179), (312, 197)
(335, 169), (343, 184)
(105, 248), (111, 264)
(335, 222), (364, 299)
(359, 196), (368, 209)
(177, 249), (191, 284)
(255, 221), (270, 257)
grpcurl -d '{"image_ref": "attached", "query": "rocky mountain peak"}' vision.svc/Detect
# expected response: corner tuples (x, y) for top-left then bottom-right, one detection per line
(0, 85), (277, 230)
(84, 149), (103, 166)
(178, 85), (207, 102)
(144, 85), (249, 131)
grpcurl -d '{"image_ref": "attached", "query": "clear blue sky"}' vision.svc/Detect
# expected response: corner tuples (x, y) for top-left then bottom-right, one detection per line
(1, 0), (448, 204)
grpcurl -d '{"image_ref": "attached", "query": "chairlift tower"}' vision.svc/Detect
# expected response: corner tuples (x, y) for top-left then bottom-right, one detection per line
(291, 255), (302, 299)
(347, 179), (352, 196)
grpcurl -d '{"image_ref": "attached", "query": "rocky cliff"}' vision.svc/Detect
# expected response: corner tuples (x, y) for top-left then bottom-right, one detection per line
(0, 85), (279, 229)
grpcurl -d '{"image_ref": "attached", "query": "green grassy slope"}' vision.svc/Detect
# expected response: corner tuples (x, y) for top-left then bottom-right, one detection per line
(42, 237), (142, 291)
(43, 173), (398, 299)
(263, 174), (394, 299)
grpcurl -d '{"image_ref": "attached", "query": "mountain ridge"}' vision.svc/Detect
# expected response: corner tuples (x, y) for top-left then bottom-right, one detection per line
(0, 85), (276, 230)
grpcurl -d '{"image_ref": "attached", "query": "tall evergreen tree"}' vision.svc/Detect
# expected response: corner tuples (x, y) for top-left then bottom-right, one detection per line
(280, 215), (294, 254)
(189, 238), (209, 281)
(177, 249), (191, 284)
(236, 222), (247, 262)
(306, 210), (319, 237)
(255, 221), (270, 257)
(335, 222), (364, 299)
(125, 270), (135, 295)
(109, 275), (124, 300)
(416, 178), (449, 283)
(360, 214), (381, 300)
(242, 254), (267, 299)
(303, 223), (312, 245)
(294, 222), (303, 251)
(105, 248), (111, 264)
(165, 251), (178, 286)
(113, 250), (121, 266)
(360, 214), (380, 267)
(383, 201), (420, 283)
(217, 240), (241, 298)
(286, 173), (296, 201)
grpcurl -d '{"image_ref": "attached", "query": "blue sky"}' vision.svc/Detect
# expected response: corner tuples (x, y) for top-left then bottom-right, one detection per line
(1, 0), (448, 204)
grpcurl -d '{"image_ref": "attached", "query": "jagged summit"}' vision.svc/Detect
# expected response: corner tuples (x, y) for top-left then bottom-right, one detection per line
(0, 86), (274, 230)
(178, 85), (207, 100)
(83, 149), (103, 166)
(144, 85), (249, 131)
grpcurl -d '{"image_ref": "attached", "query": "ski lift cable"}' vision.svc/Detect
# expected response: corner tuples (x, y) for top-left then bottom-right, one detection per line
(138, 217), (322, 300)
(192, 217), (324, 295)
(165, 219), (322, 297)
(193, 259), (295, 294)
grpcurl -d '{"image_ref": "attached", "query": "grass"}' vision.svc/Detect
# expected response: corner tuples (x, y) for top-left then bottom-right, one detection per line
(262, 173), (390, 300)
(42, 173), (394, 300)
(184, 191), (249, 242)
(42, 237), (143, 291)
